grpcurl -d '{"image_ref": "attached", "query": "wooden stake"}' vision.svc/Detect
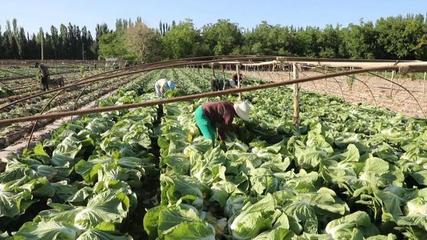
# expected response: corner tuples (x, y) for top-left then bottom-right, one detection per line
(211, 63), (215, 78)
(41, 34), (44, 61)
(390, 70), (395, 97)
(293, 63), (300, 129)
(221, 65), (225, 79)
(324, 67), (328, 88)
(236, 64), (241, 99)
(424, 72), (426, 100)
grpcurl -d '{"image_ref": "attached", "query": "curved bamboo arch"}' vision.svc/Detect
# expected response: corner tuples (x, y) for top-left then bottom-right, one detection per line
(316, 67), (379, 106)
(266, 70), (279, 83)
(298, 70), (331, 96)
(369, 72), (426, 117)
(0, 65), (405, 127)
(2, 56), (243, 111)
(2, 56), (426, 150)
(26, 75), (138, 148)
(351, 76), (378, 106)
(308, 68), (346, 99)
(26, 89), (63, 148)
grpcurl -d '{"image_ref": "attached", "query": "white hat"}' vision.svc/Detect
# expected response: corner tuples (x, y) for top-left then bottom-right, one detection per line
(234, 101), (250, 121)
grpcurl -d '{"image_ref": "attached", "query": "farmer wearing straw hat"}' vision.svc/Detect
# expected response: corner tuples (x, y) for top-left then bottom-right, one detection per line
(194, 101), (250, 144)
(155, 78), (176, 97)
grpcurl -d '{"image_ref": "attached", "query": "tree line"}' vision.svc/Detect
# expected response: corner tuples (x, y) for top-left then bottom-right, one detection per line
(0, 19), (99, 60)
(1, 14), (426, 61)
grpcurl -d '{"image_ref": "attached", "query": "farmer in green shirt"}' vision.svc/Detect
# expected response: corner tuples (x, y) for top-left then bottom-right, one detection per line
(194, 101), (250, 144)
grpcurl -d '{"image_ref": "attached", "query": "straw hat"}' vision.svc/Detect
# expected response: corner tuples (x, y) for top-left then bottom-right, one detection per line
(234, 101), (250, 121)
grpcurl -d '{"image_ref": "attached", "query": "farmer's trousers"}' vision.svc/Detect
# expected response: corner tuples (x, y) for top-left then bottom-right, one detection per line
(194, 106), (215, 143)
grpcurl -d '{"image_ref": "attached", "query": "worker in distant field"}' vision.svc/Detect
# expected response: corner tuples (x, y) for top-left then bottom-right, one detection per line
(211, 73), (244, 91)
(35, 63), (50, 91)
(194, 101), (250, 144)
(154, 79), (177, 120)
(155, 79), (176, 97)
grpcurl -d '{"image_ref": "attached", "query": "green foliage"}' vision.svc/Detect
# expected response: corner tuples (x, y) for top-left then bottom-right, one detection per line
(161, 20), (208, 59)
(98, 31), (136, 60)
(1, 14), (426, 60)
(376, 15), (426, 59)
(202, 19), (243, 56)
(342, 22), (378, 59)
(3, 68), (427, 239)
(0, 87), (13, 98)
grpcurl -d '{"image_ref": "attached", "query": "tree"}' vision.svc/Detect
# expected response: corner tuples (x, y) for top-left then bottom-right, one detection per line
(126, 22), (162, 62)
(202, 19), (242, 56)
(376, 15), (426, 59)
(341, 22), (378, 59)
(241, 21), (298, 56)
(415, 34), (427, 60)
(98, 31), (135, 60)
(318, 25), (344, 58)
(162, 20), (207, 59)
(294, 27), (322, 57)
(0, 15), (426, 60)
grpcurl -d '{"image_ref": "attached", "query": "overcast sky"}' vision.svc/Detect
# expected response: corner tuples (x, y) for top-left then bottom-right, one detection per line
(1, 0), (426, 34)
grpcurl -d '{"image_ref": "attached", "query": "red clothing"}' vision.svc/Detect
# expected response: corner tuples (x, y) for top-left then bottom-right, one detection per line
(202, 101), (236, 140)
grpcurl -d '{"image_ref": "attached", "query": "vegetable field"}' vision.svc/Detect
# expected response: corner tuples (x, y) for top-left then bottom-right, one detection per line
(0, 64), (141, 150)
(1, 66), (427, 240)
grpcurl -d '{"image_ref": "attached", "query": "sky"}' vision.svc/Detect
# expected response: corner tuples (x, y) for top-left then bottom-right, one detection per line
(0, 0), (426, 34)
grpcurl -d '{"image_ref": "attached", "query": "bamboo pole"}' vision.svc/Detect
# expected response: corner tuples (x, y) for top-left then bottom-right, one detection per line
(390, 70), (395, 97)
(423, 74), (426, 95)
(221, 65), (225, 79)
(424, 72), (426, 101)
(236, 64), (241, 99)
(211, 63), (215, 78)
(324, 67), (328, 89)
(293, 63), (300, 129)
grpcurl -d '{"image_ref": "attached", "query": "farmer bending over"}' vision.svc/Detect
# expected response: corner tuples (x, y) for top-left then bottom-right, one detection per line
(155, 79), (176, 120)
(211, 73), (244, 91)
(155, 79), (176, 97)
(194, 101), (250, 144)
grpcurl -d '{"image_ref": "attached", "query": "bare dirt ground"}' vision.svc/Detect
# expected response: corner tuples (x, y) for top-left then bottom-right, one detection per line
(243, 70), (427, 118)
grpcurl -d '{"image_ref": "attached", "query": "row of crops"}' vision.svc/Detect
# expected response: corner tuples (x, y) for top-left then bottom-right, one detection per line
(0, 66), (79, 79)
(0, 66), (102, 99)
(0, 68), (145, 149)
(1, 68), (427, 239)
